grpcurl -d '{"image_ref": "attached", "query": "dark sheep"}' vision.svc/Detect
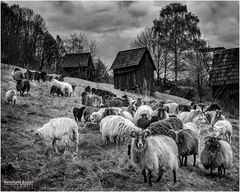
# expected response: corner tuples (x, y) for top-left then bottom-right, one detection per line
(40, 71), (47, 82)
(13, 71), (24, 81)
(32, 71), (40, 82)
(73, 107), (86, 122)
(85, 86), (91, 93)
(81, 91), (90, 105)
(24, 69), (32, 80)
(83, 106), (99, 122)
(55, 74), (65, 81)
(147, 117), (183, 137)
(72, 84), (76, 91)
(137, 114), (151, 129)
(102, 108), (121, 119)
(178, 104), (191, 112)
(16, 79), (30, 95)
(50, 85), (64, 97)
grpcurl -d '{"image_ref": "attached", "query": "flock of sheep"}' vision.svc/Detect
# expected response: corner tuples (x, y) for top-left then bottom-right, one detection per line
(5, 67), (234, 187)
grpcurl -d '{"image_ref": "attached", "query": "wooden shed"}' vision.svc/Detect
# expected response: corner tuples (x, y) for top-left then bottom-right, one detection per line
(110, 47), (156, 95)
(210, 48), (239, 115)
(62, 53), (94, 80)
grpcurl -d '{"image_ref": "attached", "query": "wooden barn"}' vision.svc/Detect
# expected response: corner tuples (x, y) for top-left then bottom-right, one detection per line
(62, 53), (94, 80)
(210, 48), (239, 115)
(110, 47), (156, 95)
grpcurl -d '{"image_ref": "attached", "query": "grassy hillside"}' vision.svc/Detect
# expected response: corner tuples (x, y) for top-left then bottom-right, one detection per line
(1, 64), (239, 191)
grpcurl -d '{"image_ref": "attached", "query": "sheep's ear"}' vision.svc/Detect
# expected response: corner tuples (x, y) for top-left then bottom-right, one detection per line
(130, 131), (136, 138)
(165, 106), (169, 112)
(143, 129), (151, 138)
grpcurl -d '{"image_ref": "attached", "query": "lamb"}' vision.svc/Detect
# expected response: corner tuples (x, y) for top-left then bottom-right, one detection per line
(82, 106), (99, 122)
(133, 105), (153, 125)
(213, 120), (232, 144)
(34, 117), (79, 155)
(5, 90), (17, 105)
(52, 79), (73, 97)
(100, 115), (141, 145)
(73, 106), (86, 122)
(130, 129), (178, 186)
(169, 128), (198, 167)
(50, 85), (64, 97)
(16, 79), (30, 95)
(211, 109), (226, 127)
(200, 136), (233, 177)
(147, 117), (183, 137)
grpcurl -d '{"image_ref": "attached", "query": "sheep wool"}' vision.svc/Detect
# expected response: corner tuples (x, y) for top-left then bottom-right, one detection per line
(130, 130), (178, 186)
(34, 117), (79, 155)
(134, 105), (153, 125)
(200, 136), (233, 177)
(213, 120), (232, 144)
(6, 90), (17, 105)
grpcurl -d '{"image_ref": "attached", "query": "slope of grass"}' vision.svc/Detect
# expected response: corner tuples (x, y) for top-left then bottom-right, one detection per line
(1, 64), (239, 191)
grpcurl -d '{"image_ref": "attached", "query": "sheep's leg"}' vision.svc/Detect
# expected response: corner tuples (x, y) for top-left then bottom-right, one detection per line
(179, 156), (183, 167)
(147, 169), (152, 186)
(210, 167), (213, 175)
(155, 169), (164, 183)
(218, 166), (222, 178)
(142, 169), (147, 183)
(52, 139), (60, 154)
(184, 156), (188, 167)
(223, 166), (226, 175)
(127, 144), (131, 158)
(193, 154), (196, 166)
(173, 170), (177, 183)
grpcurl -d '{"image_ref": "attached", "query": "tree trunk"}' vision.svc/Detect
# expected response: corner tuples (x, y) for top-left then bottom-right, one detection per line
(174, 47), (178, 83)
(164, 51), (167, 87)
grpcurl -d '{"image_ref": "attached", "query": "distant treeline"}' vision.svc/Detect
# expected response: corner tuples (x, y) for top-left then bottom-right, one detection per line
(1, 2), (65, 73)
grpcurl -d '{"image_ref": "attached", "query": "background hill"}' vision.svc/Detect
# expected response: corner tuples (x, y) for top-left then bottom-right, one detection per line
(1, 64), (239, 191)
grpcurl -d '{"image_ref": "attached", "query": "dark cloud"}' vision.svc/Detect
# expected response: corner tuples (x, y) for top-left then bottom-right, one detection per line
(51, 1), (76, 15)
(128, 7), (147, 18)
(117, 1), (135, 9)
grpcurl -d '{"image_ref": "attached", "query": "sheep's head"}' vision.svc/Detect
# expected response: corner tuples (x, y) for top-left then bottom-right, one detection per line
(191, 102), (197, 110)
(90, 113), (100, 124)
(157, 107), (168, 120)
(72, 84), (76, 91)
(34, 131), (44, 143)
(204, 136), (221, 153)
(168, 129), (177, 140)
(130, 129), (151, 149)
(215, 109), (223, 118)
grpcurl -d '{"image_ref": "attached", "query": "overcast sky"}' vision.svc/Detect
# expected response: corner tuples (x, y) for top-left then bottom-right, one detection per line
(7, 1), (239, 67)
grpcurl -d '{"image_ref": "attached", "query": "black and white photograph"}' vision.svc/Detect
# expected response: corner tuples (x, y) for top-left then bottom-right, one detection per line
(1, 0), (239, 191)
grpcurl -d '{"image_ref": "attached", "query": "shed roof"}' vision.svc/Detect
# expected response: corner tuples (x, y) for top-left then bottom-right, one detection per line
(62, 53), (92, 68)
(210, 48), (239, 86)
(110, 47), (156, 70)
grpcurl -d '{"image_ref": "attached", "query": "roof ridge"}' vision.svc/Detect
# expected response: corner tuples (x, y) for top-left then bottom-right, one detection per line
(117, 47), (147, 53)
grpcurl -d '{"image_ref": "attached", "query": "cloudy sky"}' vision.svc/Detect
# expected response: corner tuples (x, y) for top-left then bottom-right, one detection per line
(7, 1), (239, 67)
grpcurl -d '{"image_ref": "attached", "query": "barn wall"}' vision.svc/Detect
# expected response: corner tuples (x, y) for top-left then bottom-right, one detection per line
(63, 67), (88, 79)
(114, 67), (137, 90)
(212, 84), (239, 115)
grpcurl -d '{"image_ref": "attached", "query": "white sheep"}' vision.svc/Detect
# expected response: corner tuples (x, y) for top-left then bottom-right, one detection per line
(151, 107), (169, 121)
(213, 120), (232, 144)
(88, 94), (102, 107)
(134, 105), (153, 125)
(183, 122), (200, 137)
(34, 117), (79, 155)
(130, 129), (178, 186)
(100, 115), (141, 145)
(200, 136), (233, 177)
(177, 109), (203, 124)
(5, 90), (17, 105)
(52, 79), (73, 97)
(121, 110), (134, 122)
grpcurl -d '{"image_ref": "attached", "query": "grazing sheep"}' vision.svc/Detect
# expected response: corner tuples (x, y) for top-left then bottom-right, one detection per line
(50, 85), (64, 97)
(5, 90), (17, 105)
(73, 106), (86, 122)
(152, 107), (169, 121)
(32, 71), (40, 82)
(200, 136), (233, 177)
(134, 105), (153, 125)
(16, 79), (30, 95)
(82, 106), (99, 122)
(170, 128), (198, 167)
(213, 120), (232, 144)
(103, 96), (127, 107)
(52, 79), (73, 97)
(100, 115), (141, 145)
(130, 129), (178, 186)
(147, 117), (183, 137)
(34, 117), (79, 155)
(177, 102), (197, 113)
(211, 109), (226, 127)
